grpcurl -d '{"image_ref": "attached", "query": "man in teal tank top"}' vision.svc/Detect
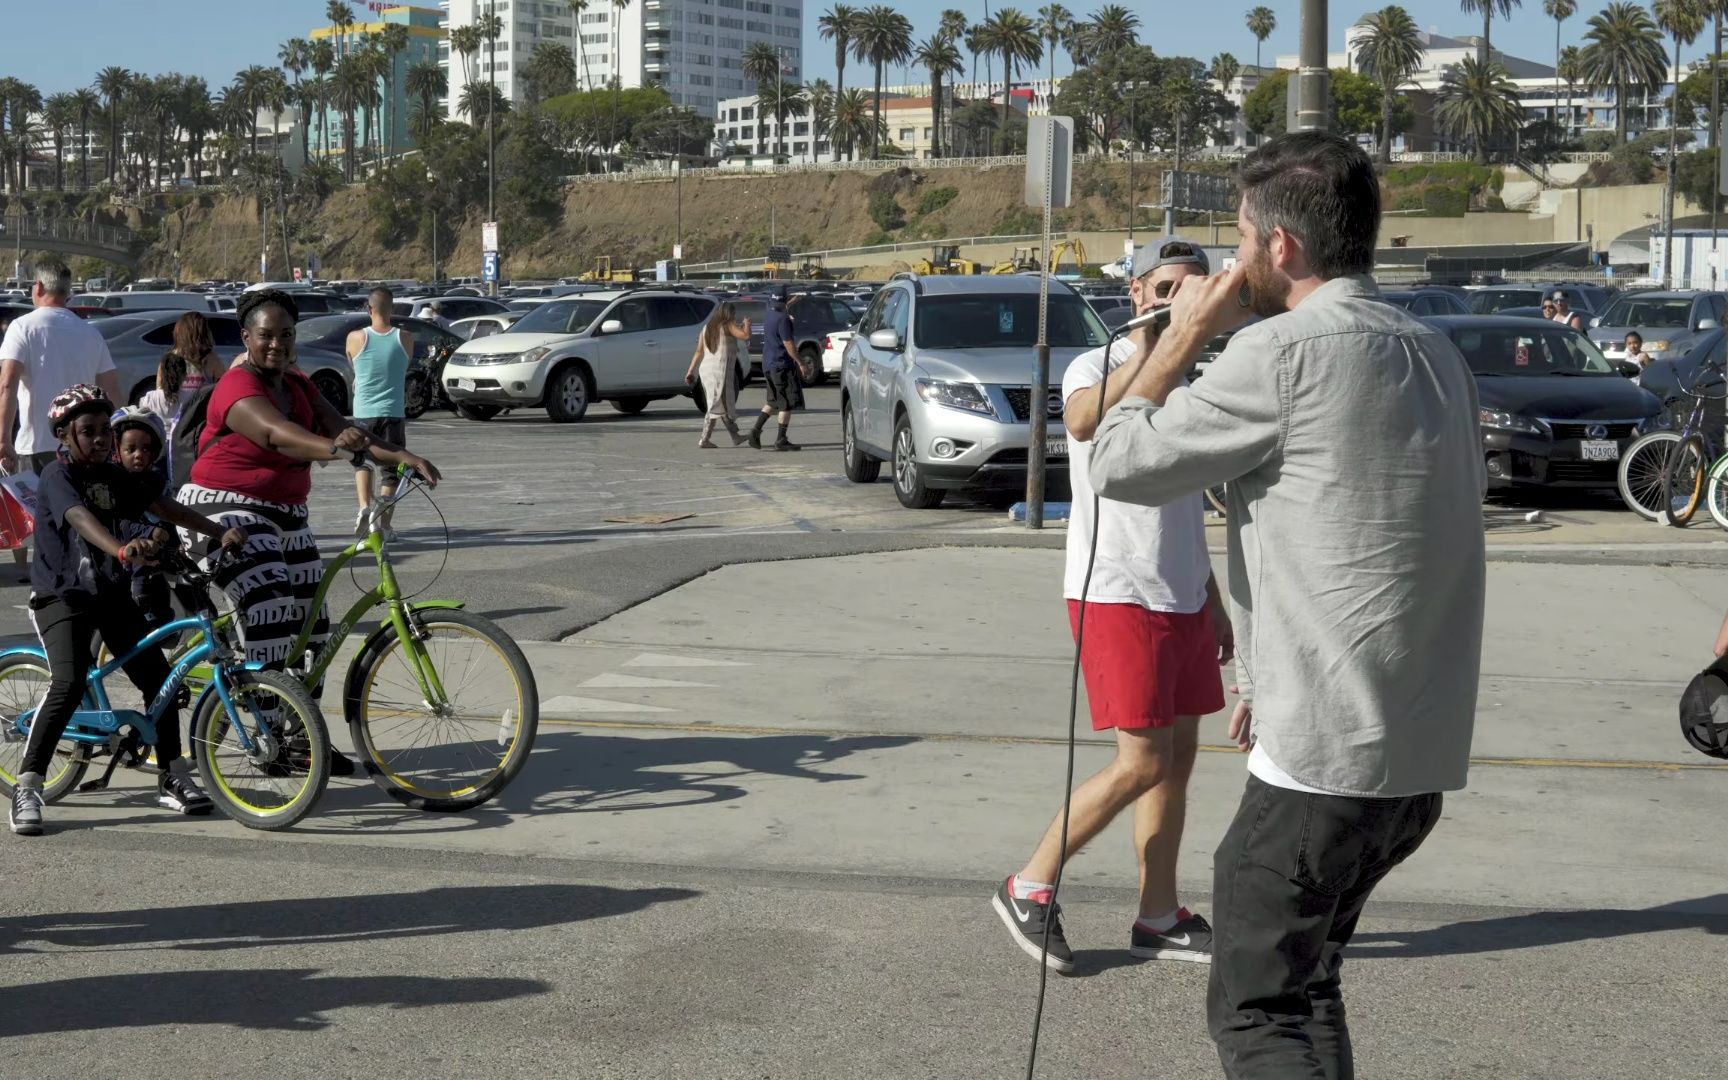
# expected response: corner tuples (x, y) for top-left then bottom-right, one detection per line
(345, 286), (414, 540)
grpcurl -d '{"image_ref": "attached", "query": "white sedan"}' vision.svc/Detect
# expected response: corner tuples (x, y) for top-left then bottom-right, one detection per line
(822, 328), (854, 378)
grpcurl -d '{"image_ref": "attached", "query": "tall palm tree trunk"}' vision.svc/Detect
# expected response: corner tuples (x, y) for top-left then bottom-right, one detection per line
(999, 55), (1014, 156)
(1553, 21), (1562, 129)
(873, 61), (884, 159)
(1666, 34), (1683, 288)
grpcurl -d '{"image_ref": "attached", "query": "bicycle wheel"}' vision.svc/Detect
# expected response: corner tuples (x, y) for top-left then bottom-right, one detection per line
(1707, 455), (1728, 532)
(345, 608), (538, 812)
(191, 669), (331, 830)
(1618, 431), (1682, 521)
(1662, 434), (1708, 527)
(0, 655), (90, 802)
(1204, 483), (1227, 518)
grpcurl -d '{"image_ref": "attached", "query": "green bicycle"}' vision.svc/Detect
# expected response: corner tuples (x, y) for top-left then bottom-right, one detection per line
(168, 469), (539, 812)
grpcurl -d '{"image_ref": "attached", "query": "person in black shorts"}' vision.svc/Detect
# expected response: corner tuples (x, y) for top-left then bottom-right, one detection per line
(748, 289), (804, 452)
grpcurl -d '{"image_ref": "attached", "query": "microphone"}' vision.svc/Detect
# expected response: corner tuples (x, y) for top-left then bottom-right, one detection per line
(1118, 306), (1172, 336)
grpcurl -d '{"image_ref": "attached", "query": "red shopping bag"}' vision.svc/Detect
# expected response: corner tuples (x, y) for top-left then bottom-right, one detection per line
(0, 472), (38, 551)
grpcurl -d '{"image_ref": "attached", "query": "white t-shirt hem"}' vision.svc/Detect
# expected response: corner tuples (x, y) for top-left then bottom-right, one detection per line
(1247, 742), (1334, 795)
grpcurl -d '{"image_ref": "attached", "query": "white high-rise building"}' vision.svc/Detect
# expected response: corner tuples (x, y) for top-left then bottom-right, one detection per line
(440, 0), (801, 121)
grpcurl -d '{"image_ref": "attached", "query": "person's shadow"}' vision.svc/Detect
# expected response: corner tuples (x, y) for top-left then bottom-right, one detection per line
(1352, 894), (1728, 959)
(0, 967), (550, 1036)
(0, 881), (697, 956)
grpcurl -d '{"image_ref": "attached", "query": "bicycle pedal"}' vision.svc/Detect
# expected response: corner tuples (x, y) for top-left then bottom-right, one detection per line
(78, 777), (111, 793)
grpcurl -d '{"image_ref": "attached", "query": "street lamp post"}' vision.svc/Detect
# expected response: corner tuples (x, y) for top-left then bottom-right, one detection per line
(486, 0), (497, 297)
(1294, 0), (1330, 132)
(1127, 91), (1136, 243)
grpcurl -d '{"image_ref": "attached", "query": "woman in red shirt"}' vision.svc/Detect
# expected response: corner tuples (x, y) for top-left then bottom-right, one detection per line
(176, 289), (438, 772)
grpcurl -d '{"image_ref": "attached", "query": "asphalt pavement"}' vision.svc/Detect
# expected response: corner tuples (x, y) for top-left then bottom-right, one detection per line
(2, 388), (1726, 1078)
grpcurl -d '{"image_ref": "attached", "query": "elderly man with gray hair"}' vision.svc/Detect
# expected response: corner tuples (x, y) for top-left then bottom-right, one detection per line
(0, 262), (120, 577)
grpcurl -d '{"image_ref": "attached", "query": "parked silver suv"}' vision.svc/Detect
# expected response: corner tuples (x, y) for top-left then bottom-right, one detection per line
(838, 274), (1110, 508)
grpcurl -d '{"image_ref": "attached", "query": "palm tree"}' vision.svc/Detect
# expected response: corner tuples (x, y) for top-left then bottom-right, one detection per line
(940, 8), (969, 46)
(1558, 45), (1584, 137)
(1542, 1), (1577, 130)
(451, 25), (483, 103)
(1436, 55), (1524, 162)
(525, 41), (578, 105)
(831, 86), (875, 160)
(915, 34), (964, 158)
(310, 38), (336, 157)
(1246, 6), (1277, 73)
(326, 0), (356, 60)
(407, 60), (446, 141)
(1079, 5), (1139, 62)
(261, 69), (290, 171)
(332, 56), (370, 179)
(1356, 6), (1425, 163)
(178, 77), (215, 185)
(1656, 0), (1706, 287)
(808, 77), (835, 153)
(1580, 1), (1670, 143)
(852, 5), (914, 159)
(756, 80), (810, 158)
(357, 40), (390, 162)
(979, 8), (1041, 155)
(743, 41), (784, 156)
(1210, 52), (1242, 95)
(458, 82), (511, 123)
(818, 5), (860, 110)
(1459, 0), (1522, 67)
(1038, 5), (1074, 86)
(379, 23), (411, 159)
(43, 93), (74, 190)
(9, 110), (43, 194)
(569, 0), (595, 91)
(280, 37), (312, 166)
(71, 87), (99, 189)
(964, 25), (990, 96)
(96, 66), (130, 184)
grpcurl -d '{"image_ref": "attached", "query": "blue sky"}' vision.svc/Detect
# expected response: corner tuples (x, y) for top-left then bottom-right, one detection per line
(0, 0), (1600, 97)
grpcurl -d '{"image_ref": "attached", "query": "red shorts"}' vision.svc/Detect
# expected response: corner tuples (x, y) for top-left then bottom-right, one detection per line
(1066, 601), (1227, 731)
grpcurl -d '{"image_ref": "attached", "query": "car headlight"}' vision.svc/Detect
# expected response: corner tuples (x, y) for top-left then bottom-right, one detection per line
(1479, 408), (1549, 437)
(1645, 340), (1671, 352)
(519, 346), (552, 365)
(915, 379), (995, 417)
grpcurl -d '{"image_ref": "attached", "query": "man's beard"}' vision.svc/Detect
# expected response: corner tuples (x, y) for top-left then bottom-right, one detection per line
(1245, 242), (1291, 319)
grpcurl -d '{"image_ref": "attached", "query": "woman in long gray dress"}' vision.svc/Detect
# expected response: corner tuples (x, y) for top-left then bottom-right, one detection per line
(685, 302), (751, 448)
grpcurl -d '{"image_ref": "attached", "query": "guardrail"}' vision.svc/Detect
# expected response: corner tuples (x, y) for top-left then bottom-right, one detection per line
(0, 215), (136, 251)
(679, 229), (1082, 271)
(566, 154), (1034, 184)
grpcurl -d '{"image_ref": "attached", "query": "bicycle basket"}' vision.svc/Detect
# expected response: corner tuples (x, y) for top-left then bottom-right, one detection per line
(1678, 659), (1728, 760)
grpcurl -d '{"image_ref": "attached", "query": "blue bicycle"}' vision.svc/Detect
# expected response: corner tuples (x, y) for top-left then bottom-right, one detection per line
(0, 554), (332, 830)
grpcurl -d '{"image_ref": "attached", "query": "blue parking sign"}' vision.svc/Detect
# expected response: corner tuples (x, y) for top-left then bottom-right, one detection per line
(482, 251), (499, 283)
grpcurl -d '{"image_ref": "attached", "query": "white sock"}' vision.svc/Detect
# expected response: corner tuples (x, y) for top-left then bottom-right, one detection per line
(1135, 908), (1184, 933)
(1011, 875), (1054, 901)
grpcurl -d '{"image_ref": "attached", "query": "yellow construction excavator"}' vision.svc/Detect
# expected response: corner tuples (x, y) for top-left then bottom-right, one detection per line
(577, 256), (641, 284)
(988, 240), (1091, 277)
(913, 244), (983, 275)
(988, 246), (1042, 274)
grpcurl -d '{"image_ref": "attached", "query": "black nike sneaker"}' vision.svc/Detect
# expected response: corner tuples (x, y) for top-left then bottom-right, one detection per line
(1129, 909), (1213, 964)
(991, 876), (1076, 974)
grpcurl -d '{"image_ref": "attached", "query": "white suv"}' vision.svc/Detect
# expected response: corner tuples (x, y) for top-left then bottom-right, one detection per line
(444, 288), (717, 421)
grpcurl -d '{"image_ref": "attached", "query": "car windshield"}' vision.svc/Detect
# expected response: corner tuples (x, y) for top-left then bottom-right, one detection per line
(1470, 289), (1543, 313)
(913, 294), (1108, 349)
(509, 298), (609, 336)
(1600, 297), (1695, 329)
(297, 314), (364, 347)
(1449, 325), (1618, 376)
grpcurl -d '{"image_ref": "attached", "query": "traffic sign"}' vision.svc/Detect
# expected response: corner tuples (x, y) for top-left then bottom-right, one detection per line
(482, 221), (498, 253)
(1025, 116), (1074, 210)
(1161, 171), (1239, 214)
(482, 251), (499, 283)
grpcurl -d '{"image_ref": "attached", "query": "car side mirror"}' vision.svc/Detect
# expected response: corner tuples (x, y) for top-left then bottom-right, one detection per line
(1699, 319), (1721, 331)
(1615, 361), (1641, 378)
(599, 319), (624, 335)
(868, 328), (902, 351)
(1590, 316), (1601, 328)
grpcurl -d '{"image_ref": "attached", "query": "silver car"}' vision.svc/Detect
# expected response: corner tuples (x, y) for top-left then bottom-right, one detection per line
(839, 274), (1109, 508)
(95, 311), (354, 413)
(1589, 290), (1728, 363)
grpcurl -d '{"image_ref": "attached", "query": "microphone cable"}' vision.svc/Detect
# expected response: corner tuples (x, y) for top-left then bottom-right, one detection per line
(1024, 314), (1144, 1079)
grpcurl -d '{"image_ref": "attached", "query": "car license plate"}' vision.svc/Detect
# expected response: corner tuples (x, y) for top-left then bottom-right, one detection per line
(1047, 438), (1068, 457)
(1581, 439), (1619, 462)
(453, 378), (475, 391)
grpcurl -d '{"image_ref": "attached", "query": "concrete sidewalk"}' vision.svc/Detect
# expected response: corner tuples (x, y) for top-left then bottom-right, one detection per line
(15, 546), (1728, 1077)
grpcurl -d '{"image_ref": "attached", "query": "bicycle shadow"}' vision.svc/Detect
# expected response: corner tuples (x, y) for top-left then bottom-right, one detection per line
(1351, 894), (1728, 959)
(0, 882), (697, 956)
(499, 729), (918, 814)
(0, 968), (549, 1036)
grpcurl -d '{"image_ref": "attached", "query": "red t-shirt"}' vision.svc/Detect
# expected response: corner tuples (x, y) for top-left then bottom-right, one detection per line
(190, 365), (318, 505)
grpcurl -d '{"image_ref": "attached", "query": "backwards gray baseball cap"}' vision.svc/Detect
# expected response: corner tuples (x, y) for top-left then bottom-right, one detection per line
(1132, 236), (1210, 279)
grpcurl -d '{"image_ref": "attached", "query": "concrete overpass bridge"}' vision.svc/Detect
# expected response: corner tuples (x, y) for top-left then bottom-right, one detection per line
(1, 215), (138, 271)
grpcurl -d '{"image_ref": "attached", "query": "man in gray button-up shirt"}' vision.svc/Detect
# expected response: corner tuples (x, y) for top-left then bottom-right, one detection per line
(1087, 132), (1486, 1079)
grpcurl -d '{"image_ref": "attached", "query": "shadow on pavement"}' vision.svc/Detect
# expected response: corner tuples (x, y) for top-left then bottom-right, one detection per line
(0, 882), (697, 956)
(1353, 894), (1728, 958)
(0, 968), (549, 1036)
(502, 730), (917, 814)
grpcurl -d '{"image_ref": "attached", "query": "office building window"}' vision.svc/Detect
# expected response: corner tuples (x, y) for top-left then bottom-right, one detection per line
(794, 121), (808, 135)
(794, 142), (807, 154)
(923, 128), (932, 139)
(898, 127), (914, 141)
(742, 105), (754, 119)
(728, 107), (738, 120)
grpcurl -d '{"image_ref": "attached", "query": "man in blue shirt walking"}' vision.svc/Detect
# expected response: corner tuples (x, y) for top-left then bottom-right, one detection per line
(748, 289), (803, 451)
(345, 286), (413, 540)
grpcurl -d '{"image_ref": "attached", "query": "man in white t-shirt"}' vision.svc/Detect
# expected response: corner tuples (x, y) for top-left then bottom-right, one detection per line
(0, 262), (120, 476)
(992, 238), (1232, 974)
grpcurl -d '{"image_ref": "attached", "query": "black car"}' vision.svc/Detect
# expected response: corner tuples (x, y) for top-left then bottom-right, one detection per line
(1381, 288), (1471, 316)
(295, 312), (464, 363)
(1426, 315), (1661, 491)
(1467, 283), (1607, 316)
(732, 291), (860, 385)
